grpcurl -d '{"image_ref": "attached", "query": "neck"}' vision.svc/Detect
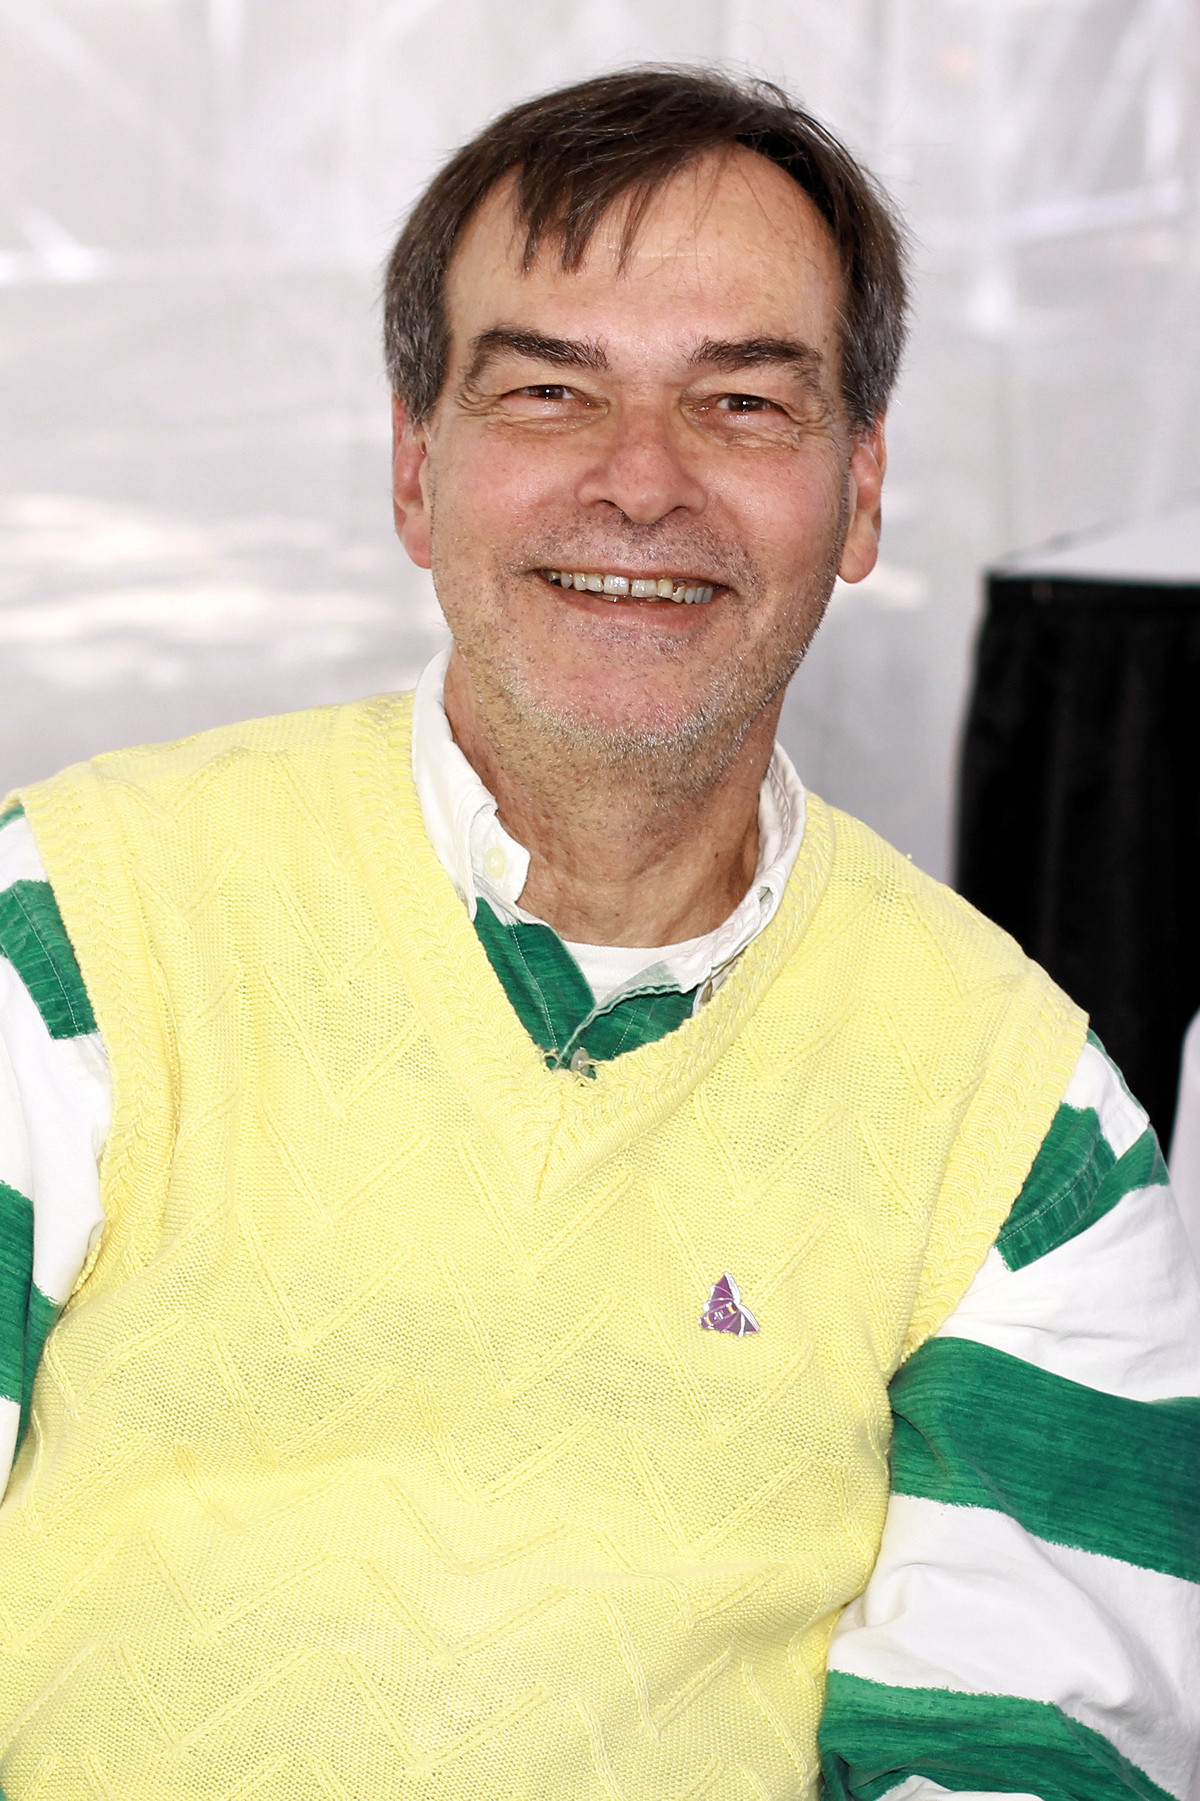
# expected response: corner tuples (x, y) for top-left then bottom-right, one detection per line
(442, 649), (779, 947)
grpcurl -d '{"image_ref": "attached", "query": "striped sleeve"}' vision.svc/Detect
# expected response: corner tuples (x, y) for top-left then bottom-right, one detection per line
(819, 1033), (1200, 1801)
(0, 805), (110, 1493)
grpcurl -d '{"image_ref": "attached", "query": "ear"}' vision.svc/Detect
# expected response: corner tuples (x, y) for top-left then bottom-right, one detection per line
(837, 417), (887, 585)
(392, 394), (433, 570)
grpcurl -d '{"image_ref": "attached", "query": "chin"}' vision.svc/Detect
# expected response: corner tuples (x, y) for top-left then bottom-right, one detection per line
(521, 678), (731, 766)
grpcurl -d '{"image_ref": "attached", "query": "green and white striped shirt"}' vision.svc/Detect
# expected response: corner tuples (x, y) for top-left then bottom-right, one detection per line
(0, 668), (1196, 1799)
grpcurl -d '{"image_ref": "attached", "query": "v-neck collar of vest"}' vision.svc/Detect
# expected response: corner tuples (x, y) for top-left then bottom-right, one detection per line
(336, 691), (835, 1202)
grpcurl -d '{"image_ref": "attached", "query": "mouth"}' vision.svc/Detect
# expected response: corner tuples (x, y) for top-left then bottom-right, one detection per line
(540, 568), (717, 605)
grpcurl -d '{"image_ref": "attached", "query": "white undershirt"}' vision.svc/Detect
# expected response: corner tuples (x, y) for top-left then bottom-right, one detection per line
(410, 647), (808, 1007)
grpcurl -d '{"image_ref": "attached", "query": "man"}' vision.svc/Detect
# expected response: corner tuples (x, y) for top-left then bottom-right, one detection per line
(0, 67), (1195, 1801)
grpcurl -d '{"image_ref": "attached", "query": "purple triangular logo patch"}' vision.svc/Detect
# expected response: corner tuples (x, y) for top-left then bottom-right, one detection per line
(700, 1272), (758, 1336)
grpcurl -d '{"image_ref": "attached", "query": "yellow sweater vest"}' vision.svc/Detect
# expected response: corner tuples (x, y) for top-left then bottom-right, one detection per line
(1, 694), (1085, 1801)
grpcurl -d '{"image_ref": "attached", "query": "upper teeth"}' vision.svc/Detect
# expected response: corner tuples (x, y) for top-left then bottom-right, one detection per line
(543, 570), (715, 604)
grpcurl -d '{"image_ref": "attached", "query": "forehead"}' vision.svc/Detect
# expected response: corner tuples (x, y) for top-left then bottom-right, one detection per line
(443, 147), (845, 362)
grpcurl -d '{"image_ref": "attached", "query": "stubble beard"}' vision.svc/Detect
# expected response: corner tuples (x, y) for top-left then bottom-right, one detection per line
(433, 509), (846, 813)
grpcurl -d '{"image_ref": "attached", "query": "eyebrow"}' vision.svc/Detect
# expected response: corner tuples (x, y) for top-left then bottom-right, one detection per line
(463, 327), (609, 389)
(460, 327), (826, 394)
(688, 337), (825, 381)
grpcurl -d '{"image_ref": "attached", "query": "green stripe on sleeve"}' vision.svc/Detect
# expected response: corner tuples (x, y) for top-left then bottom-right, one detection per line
(0, 1179), (61, 1449)
(0, 879), (96, 1039)
(818, 1671), (1173, 1801)
(0, 804), (24, 830)
(890, 1336), (1200, 1583)
(0, 1180), (34, 1407)
(996, 1106), (1168, 1272)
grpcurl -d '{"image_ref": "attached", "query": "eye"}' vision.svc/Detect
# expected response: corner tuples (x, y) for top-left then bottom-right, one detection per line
(716, 393), (780, 413)
(515, 384), (574, 401)
(491, 381), (598, 422)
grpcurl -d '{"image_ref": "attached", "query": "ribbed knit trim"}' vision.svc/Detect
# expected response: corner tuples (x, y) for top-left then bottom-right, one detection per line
(12, 758), (180, 1292)
(903, 888), (1088, 1355)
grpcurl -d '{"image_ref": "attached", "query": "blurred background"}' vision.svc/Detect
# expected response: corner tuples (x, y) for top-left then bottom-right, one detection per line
(1, 0), (1198, 885)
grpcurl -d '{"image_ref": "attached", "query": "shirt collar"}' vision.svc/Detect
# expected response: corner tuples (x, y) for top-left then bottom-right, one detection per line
(411, 647), (530, 918)
(410, 646), (807, 1003)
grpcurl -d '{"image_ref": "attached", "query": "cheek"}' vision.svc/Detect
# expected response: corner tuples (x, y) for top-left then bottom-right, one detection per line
(718, 455), (846, 575)
(441, 430), (570, 538)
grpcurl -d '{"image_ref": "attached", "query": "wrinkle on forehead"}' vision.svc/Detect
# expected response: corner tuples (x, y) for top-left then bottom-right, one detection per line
(470, 147), (840, 293)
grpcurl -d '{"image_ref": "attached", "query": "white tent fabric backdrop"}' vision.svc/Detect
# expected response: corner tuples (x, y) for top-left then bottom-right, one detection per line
(1, 0), (1197, 879)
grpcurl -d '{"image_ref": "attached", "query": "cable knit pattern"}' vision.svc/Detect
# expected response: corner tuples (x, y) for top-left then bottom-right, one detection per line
(0, 693), (1085, 1801)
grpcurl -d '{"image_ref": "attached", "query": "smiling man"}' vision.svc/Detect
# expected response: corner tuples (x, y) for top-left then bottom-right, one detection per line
(392, 109), (884, 969)
(0, 68), (1195, 1801)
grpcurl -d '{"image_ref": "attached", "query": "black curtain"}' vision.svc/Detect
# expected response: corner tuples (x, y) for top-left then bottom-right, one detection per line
(956, 574), (1200, 1145)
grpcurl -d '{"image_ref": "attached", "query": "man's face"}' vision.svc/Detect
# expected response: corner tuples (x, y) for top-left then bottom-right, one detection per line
(393, 147), (884, 770)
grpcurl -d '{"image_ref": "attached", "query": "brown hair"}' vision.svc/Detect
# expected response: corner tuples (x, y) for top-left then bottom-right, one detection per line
(383, 67), (908, 433)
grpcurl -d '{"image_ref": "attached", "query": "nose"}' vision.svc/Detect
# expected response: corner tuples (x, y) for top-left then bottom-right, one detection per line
(575, 401), (706, 526)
